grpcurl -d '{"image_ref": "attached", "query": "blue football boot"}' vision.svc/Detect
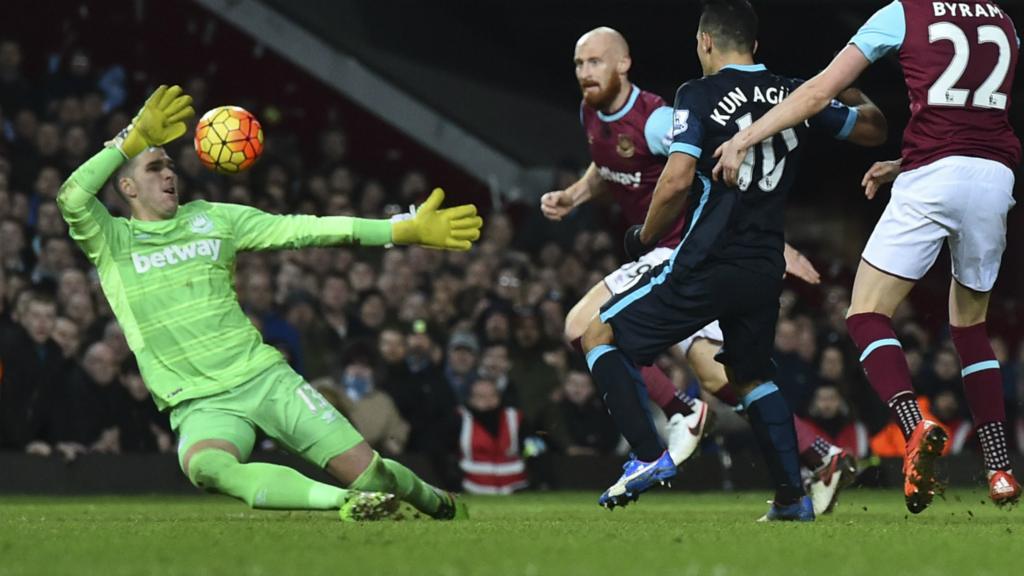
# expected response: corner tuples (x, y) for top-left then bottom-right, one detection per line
(598, 451), (677, 509)
(757, 495), (816, 522)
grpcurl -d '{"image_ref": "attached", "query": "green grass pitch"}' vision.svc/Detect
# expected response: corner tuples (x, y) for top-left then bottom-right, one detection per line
(0, 490), (1019, 576)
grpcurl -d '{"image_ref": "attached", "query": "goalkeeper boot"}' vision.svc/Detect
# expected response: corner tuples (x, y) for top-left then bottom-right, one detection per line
(338, 491), (400, 522)
(431, 490), (469, 520)
(757, 495), (815, 522)
(598, 451), (676, 510)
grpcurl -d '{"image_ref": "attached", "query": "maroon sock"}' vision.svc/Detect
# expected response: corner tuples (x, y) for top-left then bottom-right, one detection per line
(713, 385), (741, 407)
(640, 365), (694, 416)
(793, 415), (832, 470)
(847, 312), (920, 438)
(569, 337), (584, 355)
(950, 322), (1010, 471)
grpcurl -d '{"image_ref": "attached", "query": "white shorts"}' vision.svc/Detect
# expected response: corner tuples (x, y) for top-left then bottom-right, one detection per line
(862, 156), (1015, 292)
(676, 320), (723, 356)
(603, 246), (675, 293)
(603, 247), (721, 355)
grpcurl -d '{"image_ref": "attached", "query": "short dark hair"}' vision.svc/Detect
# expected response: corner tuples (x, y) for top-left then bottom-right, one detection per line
(700, 0), (758, 53)
(25, 288), (57, 309)
(115, 154), (139, 186)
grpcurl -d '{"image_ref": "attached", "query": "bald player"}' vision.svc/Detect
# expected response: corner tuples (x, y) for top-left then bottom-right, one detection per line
(543, 27), (856, 514)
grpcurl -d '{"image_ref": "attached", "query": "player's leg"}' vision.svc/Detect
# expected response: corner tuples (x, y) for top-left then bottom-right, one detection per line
(848, 260), (948, 513)
(687, 335), (838, 473)
(341, 449), (465, 519)
(568, 259), (697, 420)
(688, 334), (833, 463)
(175, 407), (380, 517)
(948, 280), (1018, 504)
(564, 281), (611, 346)
(846, 260), (920, 435)
(583, 318), (665, 463)
(686, 336), (854, 514)
(846, 165), (955, 513)
(729, 372), (812, 522)
(715, 278), (811, 522)
(945, 158), (1019, 504)
(583, 317), (678, 508)
(258, 368), (463, 520)
(584, 263), (721, 508)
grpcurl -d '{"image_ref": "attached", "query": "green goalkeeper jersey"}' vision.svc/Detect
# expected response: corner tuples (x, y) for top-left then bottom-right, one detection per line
(59, 148), (391, 410)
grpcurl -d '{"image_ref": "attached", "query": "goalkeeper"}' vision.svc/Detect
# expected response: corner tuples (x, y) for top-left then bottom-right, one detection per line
(57, 85), (481, 521)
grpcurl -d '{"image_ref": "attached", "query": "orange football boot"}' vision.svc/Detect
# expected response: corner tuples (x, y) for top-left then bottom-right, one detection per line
(903, 420), (948, 514)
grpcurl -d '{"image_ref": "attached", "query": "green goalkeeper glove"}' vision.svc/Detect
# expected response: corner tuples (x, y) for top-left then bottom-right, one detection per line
(108, 84), (195, 159)
(391, 188), (483, 251)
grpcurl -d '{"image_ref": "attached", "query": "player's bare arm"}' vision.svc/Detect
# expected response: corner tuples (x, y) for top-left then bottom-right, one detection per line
(540, 162), (608, 221)
(783, 244), (821, 285)
(861, 158), (902, 200)
(835, 87), (887, 147)
(713, 45), (872, 185)
(631, 152), (696, 253)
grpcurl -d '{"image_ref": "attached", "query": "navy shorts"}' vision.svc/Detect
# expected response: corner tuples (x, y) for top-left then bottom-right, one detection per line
(599, 259), (781, 385)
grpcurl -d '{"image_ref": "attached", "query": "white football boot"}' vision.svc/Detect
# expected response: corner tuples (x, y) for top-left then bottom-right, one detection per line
(665, 398), (711, 465)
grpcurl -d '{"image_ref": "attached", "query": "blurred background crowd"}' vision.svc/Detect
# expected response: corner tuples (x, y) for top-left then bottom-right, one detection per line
(2, 1), (1024, 494)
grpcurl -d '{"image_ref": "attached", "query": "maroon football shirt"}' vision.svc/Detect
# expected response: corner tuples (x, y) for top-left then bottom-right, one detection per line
(852, 0), (1020, 171)
(581, 85), (687, 248)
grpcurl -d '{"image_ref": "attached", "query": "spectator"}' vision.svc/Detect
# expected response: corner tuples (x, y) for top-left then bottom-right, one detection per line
(64, 341), (123, 453)
(377, 326), (425, 427)
(284, 291), (339, 380)
(0, 290), (67, 452)
(478, 343), (518, 407)
(240, 270), (304, 375)
(1, 217), (28, 272)
(115, 359), (173, 453)
(457, 377), (528, 495)
(34, 202), (67, 239)
(350, 289), (389, 340)
(319, 272), (353, 341)
(51, 316), (80, 359)
(919, 347), (964, 408)
(101, 319), (131, 366)
(546, 371), (619, 455)
(445, 331), (480, 403)
(31, 235), (74, 283)
(774, 318), (815, 412)
(816, 344), (855, 405)
(508, 310), (560, 427)
(931, 389), (973, 455)
(806, 384), (869, 459)
(64, 290), (96, 335)
(477, 305), (513, 346)
(0, 40), (32, 114)
(317, 344), (408, 456)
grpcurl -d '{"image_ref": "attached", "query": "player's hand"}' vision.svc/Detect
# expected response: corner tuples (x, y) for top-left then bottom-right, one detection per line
(540, 190), (574, 221)
(861, 159), (902, 200)
(623, 224), (653, 261)
(712, 136), (748, 188)
(783, 243), (821, 285)
(391, 188), (483, 251)
(109, 84), (195, 159)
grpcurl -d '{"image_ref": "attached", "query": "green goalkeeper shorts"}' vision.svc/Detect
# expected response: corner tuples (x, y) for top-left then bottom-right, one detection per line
(170, 362), (364, 469)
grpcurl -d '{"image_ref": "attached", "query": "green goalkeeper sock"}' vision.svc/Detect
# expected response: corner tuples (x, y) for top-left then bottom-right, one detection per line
(350, 453), (443, 515)
(188, 449), (349, 510)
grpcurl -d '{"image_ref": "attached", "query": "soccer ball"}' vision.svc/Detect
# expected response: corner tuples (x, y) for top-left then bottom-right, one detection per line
(194, 106), (264, 174)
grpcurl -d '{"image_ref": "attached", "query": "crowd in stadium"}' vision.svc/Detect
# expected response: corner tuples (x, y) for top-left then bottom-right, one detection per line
(0, 30), (1022, 493)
